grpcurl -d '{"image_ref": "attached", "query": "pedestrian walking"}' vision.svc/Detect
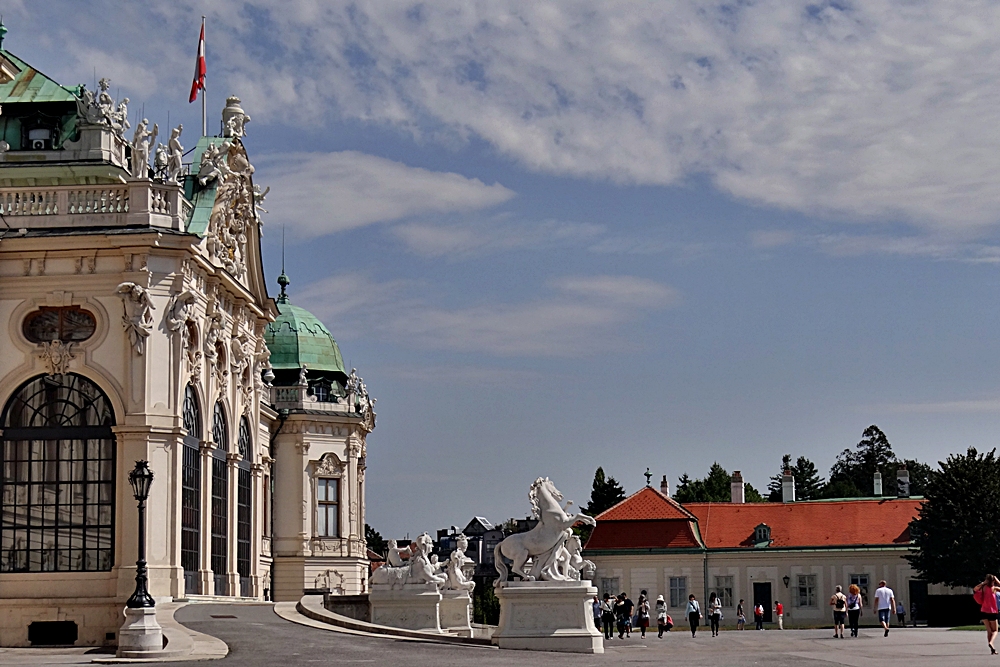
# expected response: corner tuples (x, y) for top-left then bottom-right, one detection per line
(687, 594), (702, 637)
(774, 600), (784, 629)
(736, 599), (746, 630)
(910, 601), (918, 628)
(973, 574), (1000, 655)
(847, 584), (863, 637)
(592, 595), (602, 632)
(600, 594), (615, 640)
(637, 594), (650, 638)
(830, 585), (847, 638)
(754, 602), (764, 630)
(708, 591), (722, 636)
(896, 601), (906, 626)
(873, 580), (896, 637)
(656, 595), (672, 637)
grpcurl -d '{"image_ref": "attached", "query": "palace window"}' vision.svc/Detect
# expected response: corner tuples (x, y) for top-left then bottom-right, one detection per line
(317, 478), (339, 538)
(669, 576), (688, 608)
(850, 574), (870, 605)
(600, 577), (620, 599)
(210, 402), (228, 595)
(714, 576), (734, 607)
(180, 385), (201, 594)
(753, 523), (771, 547)
(236, 416), (252, 597)
(23, 307), (96, 343)
(1, 374), (115, 572)
(797, 574), (817, 607)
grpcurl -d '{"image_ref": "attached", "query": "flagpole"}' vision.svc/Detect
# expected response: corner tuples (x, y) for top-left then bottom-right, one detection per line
(201, 16), (207, 137)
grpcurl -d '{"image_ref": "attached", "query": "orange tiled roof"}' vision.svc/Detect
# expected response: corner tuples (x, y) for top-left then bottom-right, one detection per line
(586, 519), (702, 550)
(684, 499), (922, 549)
(596, 486), (696, 521)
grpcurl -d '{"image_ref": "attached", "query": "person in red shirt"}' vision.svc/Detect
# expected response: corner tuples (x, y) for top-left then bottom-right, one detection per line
(774, 601), (784, 629)
(973, 574), (1000, 655)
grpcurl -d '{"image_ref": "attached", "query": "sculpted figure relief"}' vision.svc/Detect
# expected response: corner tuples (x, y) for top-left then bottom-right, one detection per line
(116, 282), (154, 355)
(444, 534), (476, 593)
(494, 477), (596, 589)
(131, 119), (157, 178)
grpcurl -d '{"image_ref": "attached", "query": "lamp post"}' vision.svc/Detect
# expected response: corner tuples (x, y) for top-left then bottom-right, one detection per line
(126, 460), (155, 608)
(117, 460), (162, 657)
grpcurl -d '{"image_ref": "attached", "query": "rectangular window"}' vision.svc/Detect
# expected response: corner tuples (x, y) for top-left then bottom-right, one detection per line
(180, 442), (201, 594)
(714, 576), (734, 607)
(210, 455), (228, 595)
(670, 576), (688, 608)
(797, 574), (817, 607)
(236, 467), (251, 580)
(262, 474), (270, 537)
(850, 574), (870, 605)
(317, 478), (339, 538)
(600, 577), (620, 599)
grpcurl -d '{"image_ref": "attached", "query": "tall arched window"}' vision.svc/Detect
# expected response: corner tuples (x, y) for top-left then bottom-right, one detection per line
(236, 416), (252, 596)
(1, 374), (115, 572)
(181, 385), (201, 594)
(210, 401), (229, 595)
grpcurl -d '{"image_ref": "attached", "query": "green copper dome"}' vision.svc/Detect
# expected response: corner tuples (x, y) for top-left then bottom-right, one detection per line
(265, 273), (346, 375)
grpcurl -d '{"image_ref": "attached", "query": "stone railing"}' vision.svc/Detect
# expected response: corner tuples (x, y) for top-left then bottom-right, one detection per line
(270, 384), (356, 414)
(0, 180), (189, 231)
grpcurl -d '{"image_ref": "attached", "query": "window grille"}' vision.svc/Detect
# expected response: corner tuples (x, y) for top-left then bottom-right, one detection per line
(181, 385), (201, 594)
(670, 576), (688, 608)
(0, 374), (115, 572)
(317, 478), (339, 537)
(797, 574), (817, 607)
(714, 576), (734, 607)
(600, 577), (620, 599)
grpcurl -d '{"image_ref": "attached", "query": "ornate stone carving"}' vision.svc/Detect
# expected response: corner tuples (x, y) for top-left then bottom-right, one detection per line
(116, 282), (154, 355)
(313, 452), (345, 476)
(346, 368), (377, 433)
(555, 534), (596, 582)
(205, 140), (256, 279)
(36, 340), (76, 375)
(221, 96), (251, 138)
(197, 140), (232, 186)
(166, 125), (184, 184)
(371, 534), (446, 590)
(253, 184), (269, 220)
(444, 534), (476, 593)
(131, 119), (157, 178)
(165, 290), (197, 333)
(494, 477), (596, 588)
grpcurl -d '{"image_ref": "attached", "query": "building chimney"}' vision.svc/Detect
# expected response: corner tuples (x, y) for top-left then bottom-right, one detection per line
(731, 470), (745, 504)
(660, 474), (670, 497)
(782, 469), (796, 503)
(896, 466), (909, 498)
(873, 471), (883, 496)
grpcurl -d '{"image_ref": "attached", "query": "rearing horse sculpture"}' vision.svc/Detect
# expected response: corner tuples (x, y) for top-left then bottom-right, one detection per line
(494, 477), (596, 589)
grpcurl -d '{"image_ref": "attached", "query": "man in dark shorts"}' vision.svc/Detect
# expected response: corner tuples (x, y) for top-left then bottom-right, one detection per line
(830, 585), (848, 638)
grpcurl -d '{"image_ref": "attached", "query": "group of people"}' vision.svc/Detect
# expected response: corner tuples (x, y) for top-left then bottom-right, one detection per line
(593, 579), (919, 641)
(594, 590), (673, 640)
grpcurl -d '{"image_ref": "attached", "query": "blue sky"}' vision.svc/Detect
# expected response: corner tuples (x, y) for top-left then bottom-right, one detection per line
(15, 1), (1000, 537)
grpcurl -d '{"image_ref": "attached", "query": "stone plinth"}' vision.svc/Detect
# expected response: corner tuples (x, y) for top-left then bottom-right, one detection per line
(492, 580), (603, 654)
(116, 607), (163, 657)
(369, 583), (443, 633)
(440, 589), (473, 636)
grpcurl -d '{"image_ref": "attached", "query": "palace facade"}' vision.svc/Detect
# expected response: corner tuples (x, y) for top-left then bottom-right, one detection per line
(0, 43), (373, 646)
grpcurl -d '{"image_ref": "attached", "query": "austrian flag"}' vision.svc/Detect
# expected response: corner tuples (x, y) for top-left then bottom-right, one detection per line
(188, 20), (206, 103)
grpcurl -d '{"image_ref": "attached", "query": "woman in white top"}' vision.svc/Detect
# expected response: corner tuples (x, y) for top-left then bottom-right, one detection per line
(656, 595), (670, 638)
(708, 592), (723, 637)
(686, 594), (702, 637)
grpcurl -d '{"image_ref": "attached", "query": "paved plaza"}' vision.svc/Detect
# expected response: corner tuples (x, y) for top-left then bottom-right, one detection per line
(0, 603), (995, 666)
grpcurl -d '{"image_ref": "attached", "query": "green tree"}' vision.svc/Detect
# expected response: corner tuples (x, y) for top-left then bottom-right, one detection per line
(473, 581), (502, 624)
(900, 458), (934, 496)
(828, 425), (898, 496)
(364, 523), (387, 558)
(745, 483), (766, 503)
(584, 467), (627, 517)
(907, 447), (1000, 588)
(767, 454), (826, 501)
(674, 463), (735, 503)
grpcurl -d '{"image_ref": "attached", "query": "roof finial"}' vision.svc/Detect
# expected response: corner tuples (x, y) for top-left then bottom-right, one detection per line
(644, 467), (652, 487)
(276, 225), (290, 303)
(0, 19), (8, 51)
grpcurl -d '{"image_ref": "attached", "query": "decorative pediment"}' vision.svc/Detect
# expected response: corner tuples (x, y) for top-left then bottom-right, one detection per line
(312, 452), (346, 477)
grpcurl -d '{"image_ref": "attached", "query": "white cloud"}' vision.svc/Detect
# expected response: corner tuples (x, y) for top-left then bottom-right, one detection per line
(751, 229), (1000, 262)
(390, 217), (603, 258)
(297, 272), (679, 356)
(257, 151), (514, 237)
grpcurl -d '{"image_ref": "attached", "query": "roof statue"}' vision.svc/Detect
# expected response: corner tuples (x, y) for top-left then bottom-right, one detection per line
(166, 125), (184, 184)
(222, 96), (250, 138)
(131, 119), (157, 179)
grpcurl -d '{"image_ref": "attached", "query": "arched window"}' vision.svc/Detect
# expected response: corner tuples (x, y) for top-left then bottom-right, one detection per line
(210, 401), (228, 594)
(236, 416), (253, 596)
(181, 385), (201, 594)
(1, 374), (115, 572)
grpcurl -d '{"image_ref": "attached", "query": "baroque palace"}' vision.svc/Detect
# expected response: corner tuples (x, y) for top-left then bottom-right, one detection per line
(0, 40), (374, 645)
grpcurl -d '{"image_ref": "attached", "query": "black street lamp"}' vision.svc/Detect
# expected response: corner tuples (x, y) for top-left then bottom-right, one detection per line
(126, 460), (155, 609)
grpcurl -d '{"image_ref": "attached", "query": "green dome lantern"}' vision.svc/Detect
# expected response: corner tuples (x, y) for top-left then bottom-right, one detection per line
(265, 273), (346, 380)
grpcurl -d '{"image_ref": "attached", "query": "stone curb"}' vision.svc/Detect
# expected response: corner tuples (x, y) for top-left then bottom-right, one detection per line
(91, 602), (228, 664)
(288, 597), (495, 647)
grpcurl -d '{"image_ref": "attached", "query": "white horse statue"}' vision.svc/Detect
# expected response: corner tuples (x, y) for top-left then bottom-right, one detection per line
(494, 477), (596, 589)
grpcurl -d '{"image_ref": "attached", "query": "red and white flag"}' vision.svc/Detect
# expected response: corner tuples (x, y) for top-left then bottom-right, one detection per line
(188, 19), (206, 103)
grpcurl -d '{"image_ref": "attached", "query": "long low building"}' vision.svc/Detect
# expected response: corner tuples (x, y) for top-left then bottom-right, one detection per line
(583, 472), (957, 627)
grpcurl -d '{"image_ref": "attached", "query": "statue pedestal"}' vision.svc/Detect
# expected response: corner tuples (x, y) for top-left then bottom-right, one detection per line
(440, 589), (473, 636)
(369, 583), (444, 633)
(492, 580), (603, 654)
(116, 607), (163, 657)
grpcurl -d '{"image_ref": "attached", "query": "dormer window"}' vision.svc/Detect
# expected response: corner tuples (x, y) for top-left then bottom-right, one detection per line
(27, 128), (54, 151)
(753, 523), (771, 547)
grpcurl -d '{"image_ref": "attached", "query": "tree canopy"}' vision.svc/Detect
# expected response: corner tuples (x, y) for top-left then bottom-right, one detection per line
(365, 523), (387, 558)
(767, 454), (826, 501)
(584, 467), (627, 517)
(829, 425), (898, 496)
(674, 463), (766, 503)
(907, 447), (1000, 588)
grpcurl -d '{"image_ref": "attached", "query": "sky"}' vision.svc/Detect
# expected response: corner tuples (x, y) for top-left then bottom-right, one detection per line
(13, 1), (1000, 538)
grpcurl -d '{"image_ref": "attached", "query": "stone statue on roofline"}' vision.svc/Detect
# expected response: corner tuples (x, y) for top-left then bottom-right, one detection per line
(131, 119), (157, 179)
(165, 125), (184, 184)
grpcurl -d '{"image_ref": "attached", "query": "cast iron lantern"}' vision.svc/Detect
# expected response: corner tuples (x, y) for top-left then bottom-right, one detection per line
(783, 576), (790, 588)
(126, 460), (156, 608)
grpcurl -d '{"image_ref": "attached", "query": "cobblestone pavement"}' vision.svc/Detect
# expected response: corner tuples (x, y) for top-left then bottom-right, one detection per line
(0, 604), (996, 666)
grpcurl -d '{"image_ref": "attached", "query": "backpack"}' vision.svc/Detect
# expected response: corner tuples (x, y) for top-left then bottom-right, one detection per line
(835, 594), (846, 611)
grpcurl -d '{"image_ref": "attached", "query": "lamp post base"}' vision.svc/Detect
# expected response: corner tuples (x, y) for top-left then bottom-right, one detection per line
(117, 607), (164, 657)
